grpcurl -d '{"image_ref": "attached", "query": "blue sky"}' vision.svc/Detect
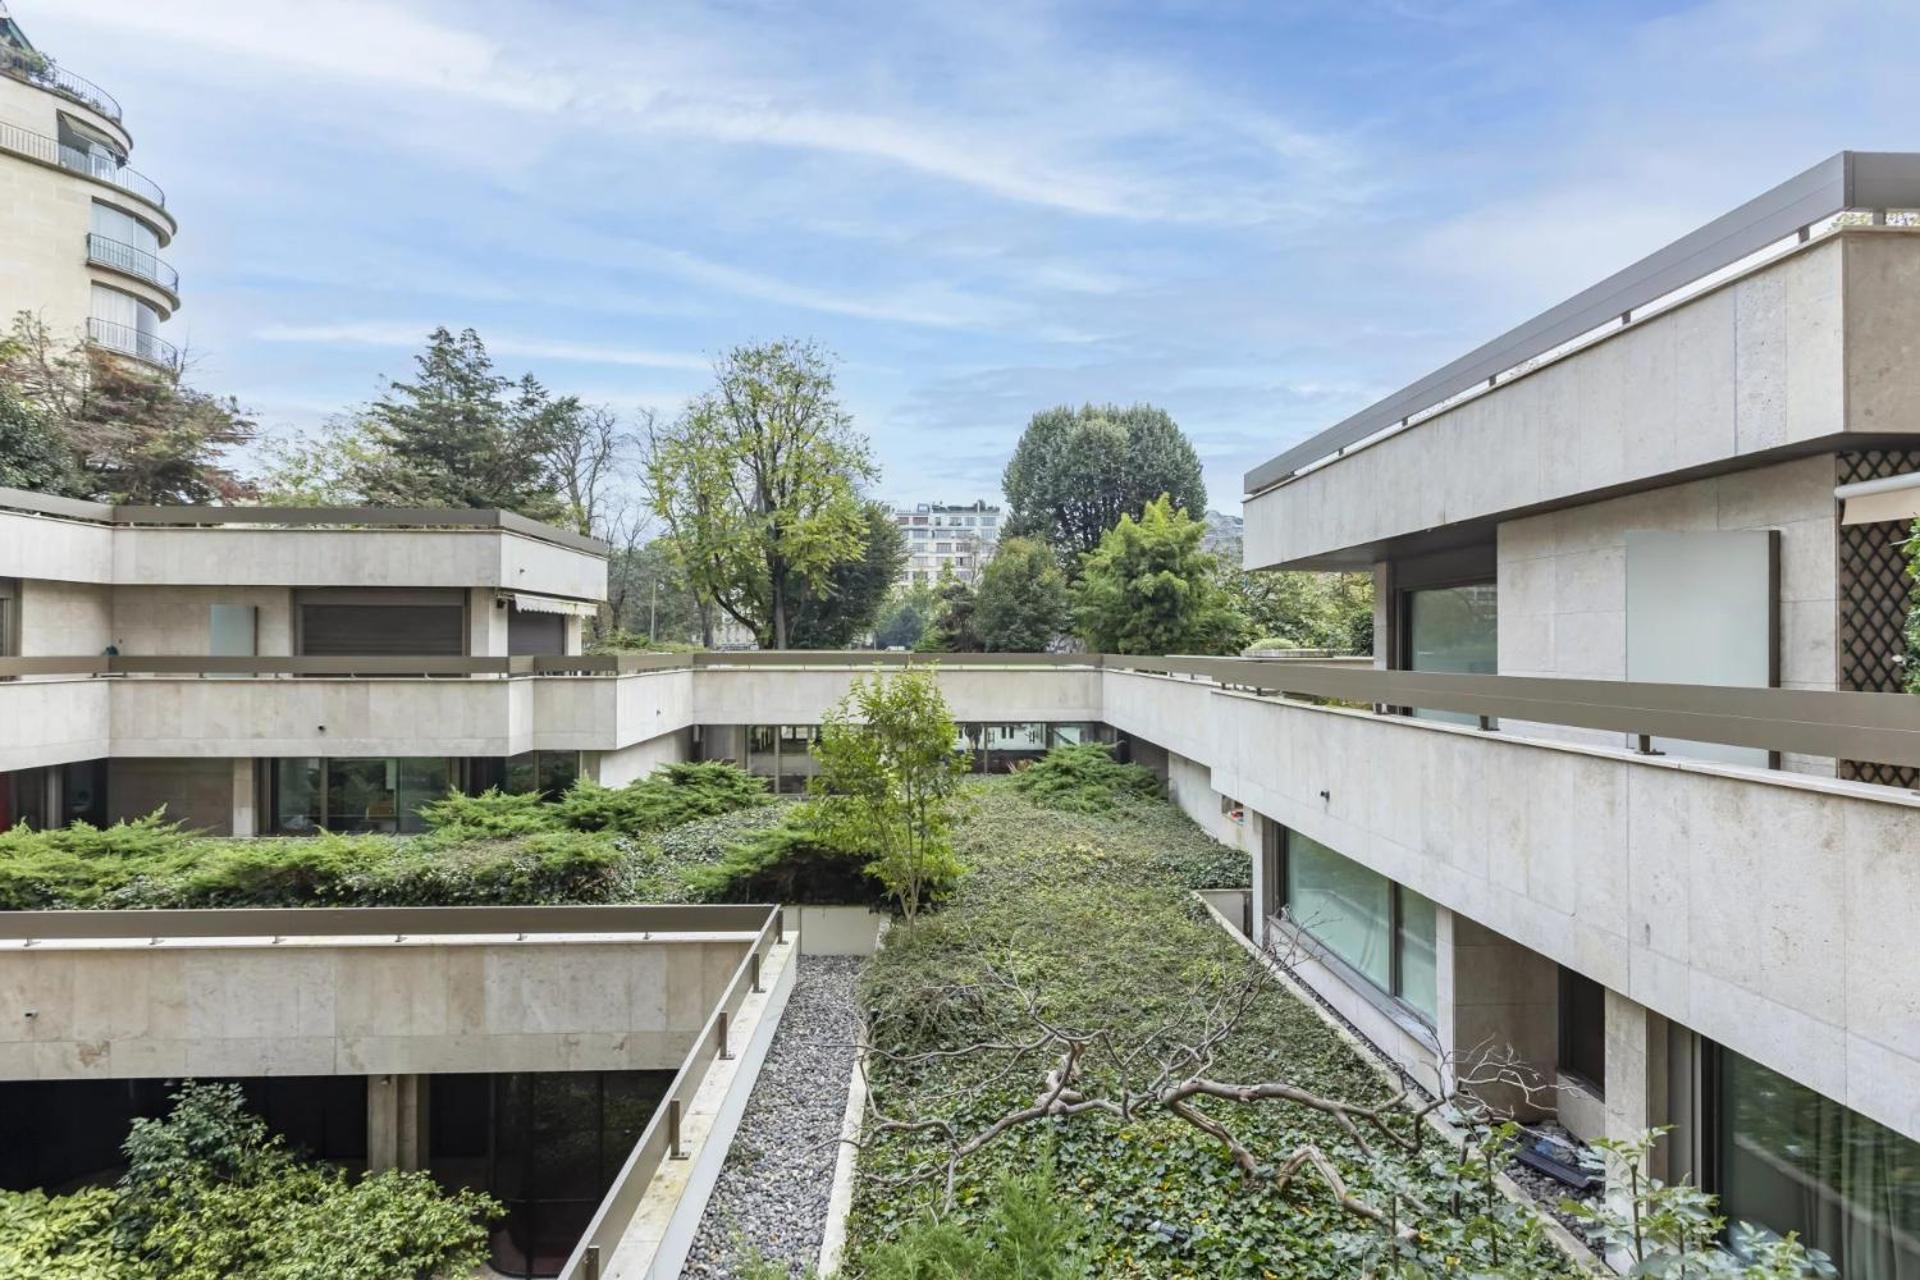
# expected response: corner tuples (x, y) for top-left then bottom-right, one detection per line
(23, 0), (1920, 510)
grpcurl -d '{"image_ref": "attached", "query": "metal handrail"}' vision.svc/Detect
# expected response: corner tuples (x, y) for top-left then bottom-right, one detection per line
(7, 650), (1920, 768)
(87, 232), (179, 295)
(557, 906), (785, 1280)
(0, 118), (165, 208)
(85, 316), (178, 367)
(0, 49), (122, 121)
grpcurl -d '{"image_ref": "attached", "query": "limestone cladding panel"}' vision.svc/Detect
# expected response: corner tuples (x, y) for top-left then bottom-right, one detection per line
(1242, 234), (1896, 569)
(18, 578), (112, 653)
(593, 729), (694, 787)
(1496, 456), (1838, 767)
(691, 666), (1104, 726)
(109, 585), (294, 655)
(0, 679), (110, 771)
(0, 512), (115, 583)
(0, 937), (751, 1081)
(1100, 667), (1920, 1143)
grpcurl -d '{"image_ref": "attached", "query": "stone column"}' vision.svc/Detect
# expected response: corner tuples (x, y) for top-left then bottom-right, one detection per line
(230, 758), (257, 837)
(367, 1074), (429, 1173)
(1443, 915), (1557, 1118)
(1602, 990), (1670, 1179)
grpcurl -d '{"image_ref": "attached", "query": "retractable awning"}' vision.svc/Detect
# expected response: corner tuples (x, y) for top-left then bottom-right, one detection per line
(1836, 473), (1920, 527)
(505, 592), (599, 617)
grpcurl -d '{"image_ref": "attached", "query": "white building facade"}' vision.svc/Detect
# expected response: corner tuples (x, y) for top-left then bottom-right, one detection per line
(893, 499), (1000, 585)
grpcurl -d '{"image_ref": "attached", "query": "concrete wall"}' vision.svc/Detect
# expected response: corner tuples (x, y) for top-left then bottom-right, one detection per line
(692, 665), (1104, 727)
(594, 729), (693, 787)
(109, 586), (295, 656)
(1244, 232), (1920, 570)
(1102, 668), (1920, 1142)
(0, 934), (751, 1081)
(17, 578), (111, 654)
(0, 679), (109, 771)
(0, 511), (114, 585)
(1165, 750), (1257, 859)
(1496, 455), (1837, 770)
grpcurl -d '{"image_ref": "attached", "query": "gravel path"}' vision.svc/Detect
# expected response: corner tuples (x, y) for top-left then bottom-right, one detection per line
(683, 954), (864, 1279)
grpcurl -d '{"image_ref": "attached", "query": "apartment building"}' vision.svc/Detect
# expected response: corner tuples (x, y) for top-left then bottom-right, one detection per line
(893, 499), (1000, 585)
(0, 6), (180, 366)
(3, 153), (1920, 1278)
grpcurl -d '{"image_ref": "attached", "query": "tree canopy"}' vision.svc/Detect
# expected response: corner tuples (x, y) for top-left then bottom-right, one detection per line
(973, 537), (1069, 652)
(645, 340), (876, 649)
(1002, 403), (1206, 560)
(1073, 495), (1249, 655)
(0, 313), (253, 503)
(922, 572), (982, 652)
(788, 501), (909, 648)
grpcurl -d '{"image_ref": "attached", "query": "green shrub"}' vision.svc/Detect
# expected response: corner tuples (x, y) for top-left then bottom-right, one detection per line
(0, 1187), (140, 1279)
(556, 762), (772, 836)
(863, 1162), (1090, 1280)
(0, 813), (202, 909)
(686, 804), (886, 906)
(1007, 741), (1160, 814)
(417, 787), (561, 839)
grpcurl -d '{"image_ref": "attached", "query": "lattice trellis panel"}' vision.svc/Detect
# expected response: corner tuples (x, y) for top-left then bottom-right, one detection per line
(1835, 449), (1920, 788)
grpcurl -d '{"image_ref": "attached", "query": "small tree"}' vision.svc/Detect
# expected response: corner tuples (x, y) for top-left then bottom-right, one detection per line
(973, 537), (1068, 652)
(1072, 495), (1248, 655)
(809, 667), (969, 923)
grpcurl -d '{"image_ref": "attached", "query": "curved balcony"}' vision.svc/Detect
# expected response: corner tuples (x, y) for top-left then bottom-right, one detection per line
(87, 232), (180, 301)
(86, 316), (178, 369)
(0, 49), (122, 122)
(0, 119), (167, 212)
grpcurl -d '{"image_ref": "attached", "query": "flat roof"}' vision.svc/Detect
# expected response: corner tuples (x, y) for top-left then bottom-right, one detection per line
(0, 485), (608, 556)
(1244, 150), (1920, 497)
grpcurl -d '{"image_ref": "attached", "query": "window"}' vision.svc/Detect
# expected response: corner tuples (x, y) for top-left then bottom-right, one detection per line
(1711, 1046), (1920, 1278)
(1402, 581), (1497, 725)
(270, 758), (453, 833)
(90, 201), (160, 257)
(1279, 828), (1437, 1021)
(209, 605), (256, 656)
(1558, 966), (1607, 1094)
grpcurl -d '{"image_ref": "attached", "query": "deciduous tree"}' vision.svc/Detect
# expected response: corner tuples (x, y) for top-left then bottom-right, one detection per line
(789, 501), (909, 648)
(809, 667), (970, 923)
(645, 340), (876, 649)
(922, 572), (982, 652)
(1072, 495), (1248, 655)
(973, 537), (1068, 652)
(1002, 403), (1206, 560)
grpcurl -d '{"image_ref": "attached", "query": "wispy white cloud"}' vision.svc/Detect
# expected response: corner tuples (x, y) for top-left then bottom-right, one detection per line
(255, 322), (710, 371)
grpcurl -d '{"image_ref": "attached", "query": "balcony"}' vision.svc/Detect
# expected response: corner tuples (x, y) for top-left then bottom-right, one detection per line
(0, 118), (167, 212)
(0, 47), (121, 121)
(86, 316), (178, 368)
(86, 232), (179, 301)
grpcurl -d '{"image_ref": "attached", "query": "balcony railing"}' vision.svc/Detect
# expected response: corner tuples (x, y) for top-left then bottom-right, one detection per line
(0, 119), (166, 209)
(86, 316), (178, 367)
(86, 232), (179, 295)
(0, 48), (122, 121)
(5, 651), (1920, 771)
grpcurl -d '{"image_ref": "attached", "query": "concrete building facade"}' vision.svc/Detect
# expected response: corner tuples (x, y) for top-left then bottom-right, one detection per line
(0, 7), (180, 367)
(892, 499), (1000, 585)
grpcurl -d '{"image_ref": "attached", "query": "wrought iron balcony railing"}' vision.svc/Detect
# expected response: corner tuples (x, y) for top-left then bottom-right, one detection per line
(0, 48), (122, 121)
(86, 316), (178, 367)
(86, 232), (179, 295)
(0, 119), (166, 209)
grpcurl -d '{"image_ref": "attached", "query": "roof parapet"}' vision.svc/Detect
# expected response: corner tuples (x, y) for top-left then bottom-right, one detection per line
(1245, 150), (1920, 497)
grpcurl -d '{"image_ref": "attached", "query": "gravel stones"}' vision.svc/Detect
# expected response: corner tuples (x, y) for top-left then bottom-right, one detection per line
(683, 954), (864, 1279)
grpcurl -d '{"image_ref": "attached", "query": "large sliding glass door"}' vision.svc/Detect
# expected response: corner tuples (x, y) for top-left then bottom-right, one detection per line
(1712, 1046), (1920, 1278)
(1403, 581), (1497, 725)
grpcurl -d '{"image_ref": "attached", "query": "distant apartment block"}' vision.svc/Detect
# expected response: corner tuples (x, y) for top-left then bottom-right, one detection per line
(893, 499), (1000, 585)
(0, 8), (180, 366)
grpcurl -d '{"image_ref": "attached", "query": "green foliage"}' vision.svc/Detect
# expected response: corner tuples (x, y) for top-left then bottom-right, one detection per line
(260, 327), (571, 518)
(111, 1082), (497, 1280)
(1001, 402), (1207, 561)
(848, 782), (1559, 1278)
(1072, 495), (1250, 655)
(2, 312), (254, 504)
(810, 667), (971, 922)
(921, 573), (981, 652)
(589, 630), (705, 654)
(606, 537), (708, 646)
(862, 1162), (1092, 1279)
(555, 762), (773, 836)
(0, 1188), (140, 1279)
(1008, 741), (1160, 814)
(685, 802), (884, 905)
(1904, 520), (1920, 696)
(417, 786), (561, 838)
(972, 537), (1068, 652)
(789, 501), (911, 648)
(1233, 570), (1375, 655)
(646, 339), (876, 649)
(1566, 1131), (1835, 1279)
(639, 802), (797, 902)
(874, 582), (937, 650)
